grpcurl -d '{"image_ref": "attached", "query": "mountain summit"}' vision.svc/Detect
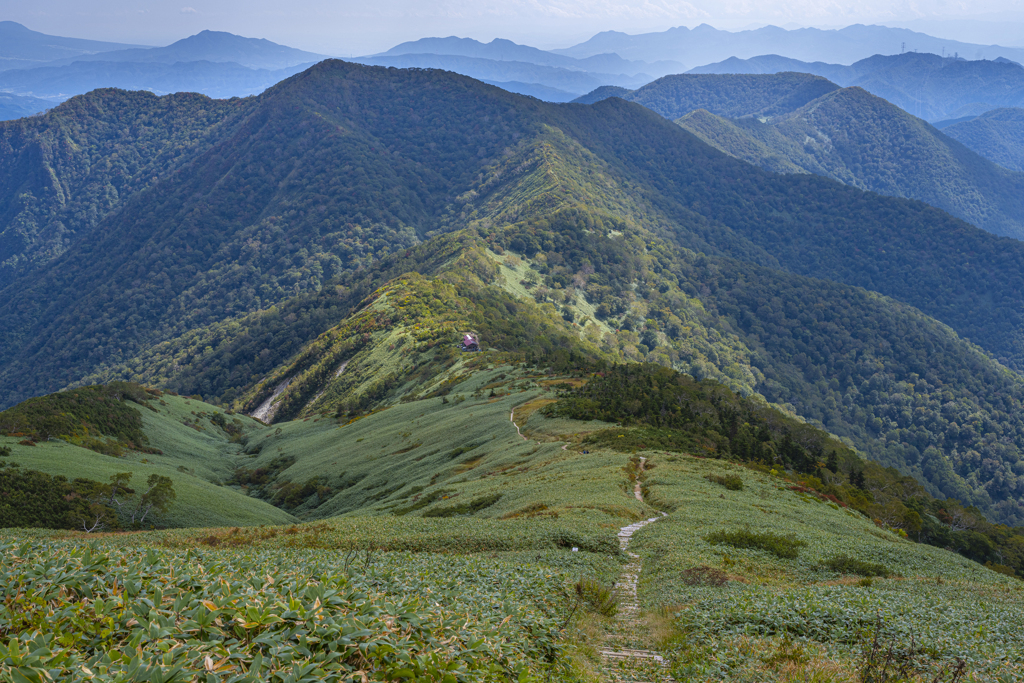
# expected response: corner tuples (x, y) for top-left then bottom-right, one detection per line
(42, 30), (328, 71)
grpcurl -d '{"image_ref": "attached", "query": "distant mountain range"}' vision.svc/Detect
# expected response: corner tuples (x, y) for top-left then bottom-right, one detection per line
(576, 72), (1024, 239)
(0, 92), (51, 119)
(555, 23), (1024, 67)
(0, 59), (313, 101)
(352, 53), (646, 99)
(688, 52), (1024, 121)
(0, 20), (146, 71)
(6, 21), (1024, 122)
(0, 24), (327, 118)
(351, 36), (685, 101)
(375, 36), (684, 77)
(36, 30), (327, 71)
(943, 108), (1024, 173)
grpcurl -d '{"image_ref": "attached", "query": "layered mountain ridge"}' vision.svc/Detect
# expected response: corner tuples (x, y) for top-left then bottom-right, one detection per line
(4, 60), (1024, 527)
(580, 72), (1024, 240)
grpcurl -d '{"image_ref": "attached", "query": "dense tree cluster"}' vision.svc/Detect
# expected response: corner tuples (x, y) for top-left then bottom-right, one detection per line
(0, 382), (158, 454)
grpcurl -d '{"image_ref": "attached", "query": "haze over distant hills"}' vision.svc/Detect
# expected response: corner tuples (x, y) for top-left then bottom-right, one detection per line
(688, 52), (1024, 121)
(37, 30), (327, 71)
(555, 23), (1024, 67)
(0, 92), (52, 120)
(352, 36), (680, 101)
(0, 20), (146, 71)
(0, 24), (326, 117)
(374, 37), (684, 78)
(0, 60), (314, 101)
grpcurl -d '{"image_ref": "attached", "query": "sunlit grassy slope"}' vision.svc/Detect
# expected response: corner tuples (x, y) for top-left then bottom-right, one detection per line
(3, 366), (1024, 680)
(633, 454), (1024, 678)
(0, 392), (294, 528)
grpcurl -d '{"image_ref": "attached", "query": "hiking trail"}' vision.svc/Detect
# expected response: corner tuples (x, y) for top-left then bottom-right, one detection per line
(598, 456), (673, 682)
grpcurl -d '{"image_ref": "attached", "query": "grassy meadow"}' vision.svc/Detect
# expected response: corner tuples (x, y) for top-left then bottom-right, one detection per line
(2, 369), (1023, 681)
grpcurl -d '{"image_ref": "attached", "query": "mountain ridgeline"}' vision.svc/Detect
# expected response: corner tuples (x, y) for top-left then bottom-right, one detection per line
(684, 51), (1024, 122)
(582, 72), (1024, 240)
(3, 61), (1024, 526)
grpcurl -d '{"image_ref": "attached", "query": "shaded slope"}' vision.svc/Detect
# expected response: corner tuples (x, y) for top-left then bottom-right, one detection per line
(0, 89), (246, 284)
(944, 107), (1024, 172)
(674, 109), (806, 175)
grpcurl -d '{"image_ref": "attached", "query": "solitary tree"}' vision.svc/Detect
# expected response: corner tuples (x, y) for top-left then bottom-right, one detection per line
(131, 475), (176, 526)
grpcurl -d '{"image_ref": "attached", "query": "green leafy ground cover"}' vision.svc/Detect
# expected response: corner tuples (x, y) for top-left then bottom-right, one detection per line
(632, 453), (1024, 680)
(0, 538), (582, 682)
(3, 367), (1024, 681)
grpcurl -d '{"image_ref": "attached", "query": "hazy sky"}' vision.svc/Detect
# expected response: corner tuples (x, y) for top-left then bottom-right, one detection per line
(4, 0), (1024, 55)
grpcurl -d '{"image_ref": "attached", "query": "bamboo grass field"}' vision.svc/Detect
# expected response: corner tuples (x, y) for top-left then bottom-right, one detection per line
(3, 363), (1024, 681)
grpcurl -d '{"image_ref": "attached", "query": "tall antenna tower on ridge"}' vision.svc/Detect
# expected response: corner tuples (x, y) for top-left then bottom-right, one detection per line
(901, 42), (906, 53)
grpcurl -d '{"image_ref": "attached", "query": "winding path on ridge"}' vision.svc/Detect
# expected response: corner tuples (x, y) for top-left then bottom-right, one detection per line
(598, 457), (672, 683)
(505, 405), (672, 680)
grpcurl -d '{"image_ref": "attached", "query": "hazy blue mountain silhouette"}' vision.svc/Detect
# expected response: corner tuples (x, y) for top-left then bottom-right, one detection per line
(554, 23), (1024, 67)
(0, 21), (146, 71)
(687, 52), (1024, 121)
(39, 30), (327, 71)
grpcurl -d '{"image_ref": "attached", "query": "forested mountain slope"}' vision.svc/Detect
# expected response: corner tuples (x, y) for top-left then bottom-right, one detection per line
(672, 86), (1024, 239)
(618, 72), (840, 119)
(6, 62), (1024, 524)
(0, 89), (247, 284)
(4, 61), (1024, 401)
(943, 108), (1024, 173)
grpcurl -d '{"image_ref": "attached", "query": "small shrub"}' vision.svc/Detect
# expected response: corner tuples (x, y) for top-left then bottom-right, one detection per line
(680, 566), (729, 587)
(706, 474), (743, 491)
(858, 615), (967, 682)
(822, 555), (892, 578)
(575, 577), (617, 617)
(704, 529), (807, 559)
(422, 493), (502, 518)
(0, 446), (10, 457)
(984, 561), (1017, 577)
(762, 636), (809, 668)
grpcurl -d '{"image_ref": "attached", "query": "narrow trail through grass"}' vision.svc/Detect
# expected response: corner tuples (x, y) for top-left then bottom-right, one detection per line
(599, 457), (673, 683)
